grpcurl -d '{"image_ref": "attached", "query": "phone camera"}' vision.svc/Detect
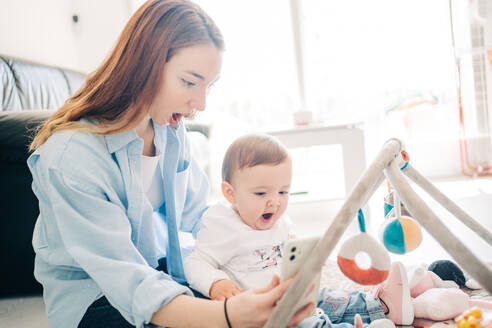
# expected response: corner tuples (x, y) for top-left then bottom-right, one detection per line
(291, 247), (296, 252)
(290, 255), (295, 261)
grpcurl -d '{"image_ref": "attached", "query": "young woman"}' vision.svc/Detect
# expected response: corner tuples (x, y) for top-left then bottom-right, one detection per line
(28, 1), (313, 327)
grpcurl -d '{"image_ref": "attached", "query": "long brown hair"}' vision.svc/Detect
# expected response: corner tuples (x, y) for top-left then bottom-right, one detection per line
(30, 0), (224, 150)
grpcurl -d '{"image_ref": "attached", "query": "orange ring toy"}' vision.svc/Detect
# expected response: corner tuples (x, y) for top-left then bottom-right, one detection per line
(337, 233), (391, 285)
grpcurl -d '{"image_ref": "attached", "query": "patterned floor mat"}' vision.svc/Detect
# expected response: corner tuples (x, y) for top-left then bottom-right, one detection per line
(320, 260), (492, 327)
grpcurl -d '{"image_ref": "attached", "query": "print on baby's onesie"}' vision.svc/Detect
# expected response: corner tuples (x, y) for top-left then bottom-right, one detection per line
(249, 244), (282, 270)
(323, 290), (349, 311)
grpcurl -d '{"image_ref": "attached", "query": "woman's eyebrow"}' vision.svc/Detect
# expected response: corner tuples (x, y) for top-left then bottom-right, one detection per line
(185, 71), (205, 80)
(211, 75), (221, 84)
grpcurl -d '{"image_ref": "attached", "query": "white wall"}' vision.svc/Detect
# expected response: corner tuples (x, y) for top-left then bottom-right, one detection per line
(0, 0), (133, 73)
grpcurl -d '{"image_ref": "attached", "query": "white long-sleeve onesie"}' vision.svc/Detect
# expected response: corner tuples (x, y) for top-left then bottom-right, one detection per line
(184, 202), (290, 297)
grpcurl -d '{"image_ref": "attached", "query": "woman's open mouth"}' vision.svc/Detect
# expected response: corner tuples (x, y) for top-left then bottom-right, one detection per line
(170, 113), (183, 125)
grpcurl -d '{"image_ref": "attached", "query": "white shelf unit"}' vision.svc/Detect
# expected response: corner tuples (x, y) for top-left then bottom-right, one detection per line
(268, 122), (367, 200)
(268, 122), (367, 239)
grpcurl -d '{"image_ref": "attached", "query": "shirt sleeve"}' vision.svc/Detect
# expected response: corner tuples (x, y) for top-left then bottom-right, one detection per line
(183, 249), (230, 297)
(183, 206), (238, 296)
(46, 166), (193, 327)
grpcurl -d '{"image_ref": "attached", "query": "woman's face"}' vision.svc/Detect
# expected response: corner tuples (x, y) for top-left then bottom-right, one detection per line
(149, 43), (222, 126)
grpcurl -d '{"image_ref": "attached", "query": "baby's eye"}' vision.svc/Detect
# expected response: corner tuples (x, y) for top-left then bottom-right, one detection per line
(254, 192), (266, 196)
(182, 79), (196, 87)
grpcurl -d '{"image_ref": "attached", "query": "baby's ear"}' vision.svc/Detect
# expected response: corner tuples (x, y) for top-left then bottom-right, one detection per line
(221, 181), (236, 204)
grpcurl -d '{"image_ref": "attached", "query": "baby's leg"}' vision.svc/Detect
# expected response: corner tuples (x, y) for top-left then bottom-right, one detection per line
(372, 261), (414, 325)
(295, 288), (385, 327)
(320, 289), (384, 323)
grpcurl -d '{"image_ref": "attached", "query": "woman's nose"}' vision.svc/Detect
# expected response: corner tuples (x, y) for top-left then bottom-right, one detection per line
(190, 89), (207, 111)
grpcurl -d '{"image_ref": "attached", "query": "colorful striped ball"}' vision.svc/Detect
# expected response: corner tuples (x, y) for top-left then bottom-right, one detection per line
(379, 216), (422, 254)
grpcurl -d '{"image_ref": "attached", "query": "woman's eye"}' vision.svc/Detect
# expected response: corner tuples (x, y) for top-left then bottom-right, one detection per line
(182, 79), (196, 87)
(279, 191), (289, 195)
(254, 192), (266, 196)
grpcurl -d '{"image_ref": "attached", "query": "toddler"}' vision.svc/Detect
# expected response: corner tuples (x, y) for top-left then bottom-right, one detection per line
(184, 134), (440, 327)
(185, 133), (292, 299)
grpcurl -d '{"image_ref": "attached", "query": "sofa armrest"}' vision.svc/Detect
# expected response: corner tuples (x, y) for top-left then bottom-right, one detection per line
(0, 110), (54, 163)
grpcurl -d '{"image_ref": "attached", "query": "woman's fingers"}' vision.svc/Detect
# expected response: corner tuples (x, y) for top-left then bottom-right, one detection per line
(305, 283), (315, 297)
(264, 278), (316, 325)
(262, 276), (295, 307)
(239, 275), (315, 327)
(254, 274), (280, 294)
(287, 302), (315, 327)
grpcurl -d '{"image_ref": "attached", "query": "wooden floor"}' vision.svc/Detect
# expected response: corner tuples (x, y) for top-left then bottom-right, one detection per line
(0, 295), (47, 328)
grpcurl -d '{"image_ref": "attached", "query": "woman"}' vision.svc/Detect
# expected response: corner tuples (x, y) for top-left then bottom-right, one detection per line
(28, 0), (313, 327)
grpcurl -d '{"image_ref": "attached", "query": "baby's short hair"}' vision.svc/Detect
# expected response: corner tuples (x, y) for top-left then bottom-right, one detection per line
(222, 134), (290, 183)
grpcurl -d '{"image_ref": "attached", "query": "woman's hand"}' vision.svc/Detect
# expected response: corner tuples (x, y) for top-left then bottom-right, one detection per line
(210, 279), (243, 300)
(226, 275), (315, 328)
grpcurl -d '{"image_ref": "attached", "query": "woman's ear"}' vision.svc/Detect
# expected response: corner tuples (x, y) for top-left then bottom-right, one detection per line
(221, 181), (236, 204)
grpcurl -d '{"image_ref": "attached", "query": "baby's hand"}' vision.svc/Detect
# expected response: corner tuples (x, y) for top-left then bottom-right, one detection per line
(209, 279), (243, 300)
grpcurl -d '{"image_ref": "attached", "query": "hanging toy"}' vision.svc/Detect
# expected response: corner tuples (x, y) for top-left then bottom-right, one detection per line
(384, 150), (410, 218)
(380, 150), (423, 254)
(337, 209), (391, 285)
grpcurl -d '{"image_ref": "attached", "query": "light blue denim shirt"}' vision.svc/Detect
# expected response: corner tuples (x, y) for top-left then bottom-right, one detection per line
(27, 120), (209, 328)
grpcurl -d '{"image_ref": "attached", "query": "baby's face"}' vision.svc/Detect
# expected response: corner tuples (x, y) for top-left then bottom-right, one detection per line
(228, 159), (292, 230)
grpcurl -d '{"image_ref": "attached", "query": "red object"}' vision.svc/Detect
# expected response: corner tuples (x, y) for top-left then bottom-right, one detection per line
(337, 256), (390, 285)
(401, 150), (410, 162)
(456, 64), (492, 177)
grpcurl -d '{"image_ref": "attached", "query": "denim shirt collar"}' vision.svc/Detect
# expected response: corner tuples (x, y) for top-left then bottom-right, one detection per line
(105, 129), (140, 154)
(104, 120), (182, 154)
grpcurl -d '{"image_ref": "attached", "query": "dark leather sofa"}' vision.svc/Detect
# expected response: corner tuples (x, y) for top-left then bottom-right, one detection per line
(0, 56), (85, 296)
(0, 56), (210, 296)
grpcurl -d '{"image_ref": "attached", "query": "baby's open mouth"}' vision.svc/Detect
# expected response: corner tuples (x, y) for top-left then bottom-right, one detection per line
(262, 213), (273, 220)
(170, 113), (183, 125)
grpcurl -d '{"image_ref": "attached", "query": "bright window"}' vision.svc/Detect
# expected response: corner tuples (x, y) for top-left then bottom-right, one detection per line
(194, 0), (301, 128)
(197, 0), (457, 129)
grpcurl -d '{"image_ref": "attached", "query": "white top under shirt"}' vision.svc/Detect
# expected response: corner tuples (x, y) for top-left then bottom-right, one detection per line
(141, 154), (164, 210)
(184, 202), (290, 297)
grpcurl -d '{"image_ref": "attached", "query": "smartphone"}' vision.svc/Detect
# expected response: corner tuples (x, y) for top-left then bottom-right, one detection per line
(280, 236), (321, 314)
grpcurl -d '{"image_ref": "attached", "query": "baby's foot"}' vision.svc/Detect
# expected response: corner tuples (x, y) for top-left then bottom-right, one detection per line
(354, 313), (396, 328)
(373, 261), (414, 325)
(354, 314), (363, 328)
(368, 319), (396, 328)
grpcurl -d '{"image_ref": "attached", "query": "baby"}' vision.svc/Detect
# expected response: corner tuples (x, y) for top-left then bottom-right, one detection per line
(184, 133), (292, 299)
(184, 133), (453, 327)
